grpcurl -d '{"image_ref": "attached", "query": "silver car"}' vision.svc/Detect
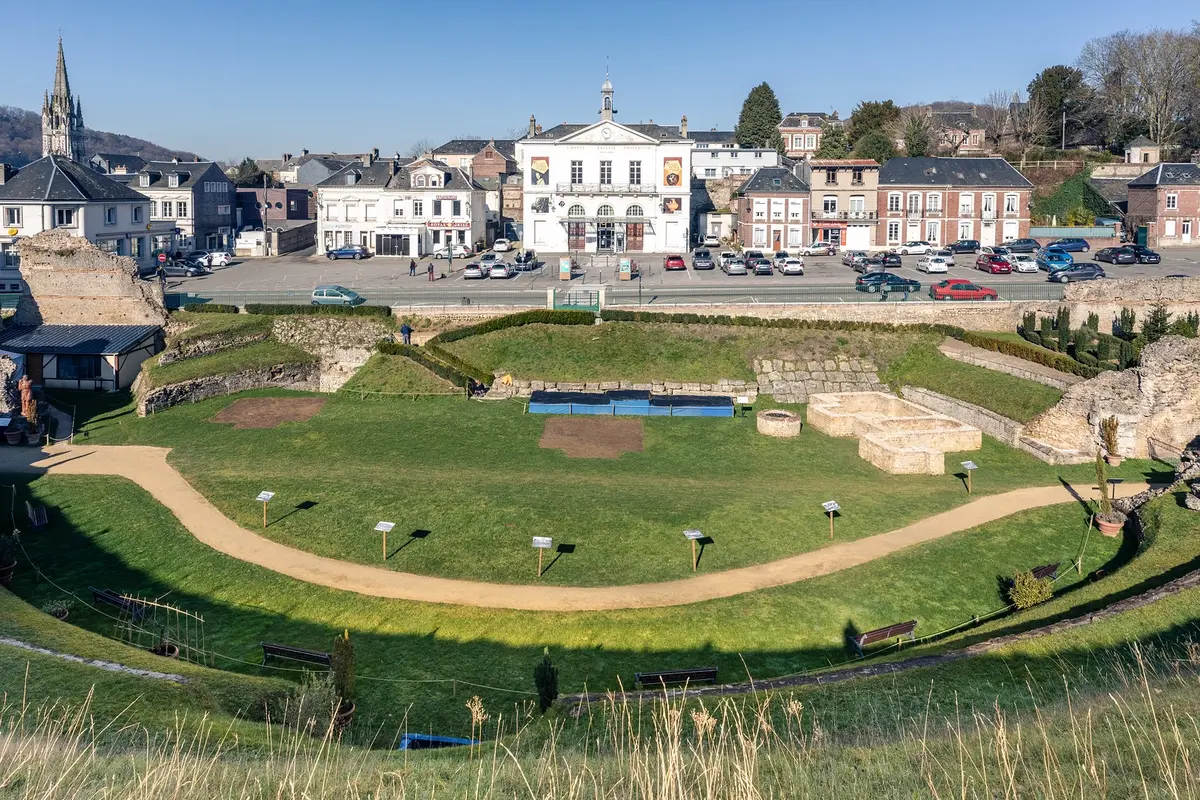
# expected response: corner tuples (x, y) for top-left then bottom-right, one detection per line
(488, 263), (516, 279)
(932, 248), (956, 266)
(841, 250), (868, 267)
(722, 258), (748, 275)
(462, 262), (487, 279)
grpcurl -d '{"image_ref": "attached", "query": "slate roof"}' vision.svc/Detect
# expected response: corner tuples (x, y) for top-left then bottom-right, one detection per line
(1127, 163), (1200, 187)
(737, 167), (810, 194)
(432, 139), (518, 160)
(90, 153), (147, 173)
(529, 122), (687, 141)
(687, 130), (737, 144)
(0, 324), (160, 355)
(807, 159), (880, 167)
(281, 153), (356, 170)
(780, 112), (837, 127)
(878, 157), (1033, 188)
(134, 161), (224, 190)
(930, 110), (984, 130)
(316, 159), (483, 191)
(0, 156), (148, 202)
(1088, 178), (1130, 214)
(1126, 135), (1158, 149)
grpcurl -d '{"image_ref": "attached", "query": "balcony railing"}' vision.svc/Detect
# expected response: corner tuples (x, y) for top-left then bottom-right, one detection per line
(812, 210), (878, 221)
(925, 207), (944, 217)
(982, 209), (997, 220)
(906, 209), (922, 218)
(1003, 209), (1021, 217)
(556, 183), (659, 195)
(958, 208), (973, 217)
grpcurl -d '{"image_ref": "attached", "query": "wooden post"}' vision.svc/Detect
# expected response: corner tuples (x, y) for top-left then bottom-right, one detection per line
(382, 529), (387, 560)
(967, 470), (972, 494)
(828, 510), (834, 540)
(262, 501), (268, 528)
(691, 538), (697, 571)
(538, 547), (544, 577)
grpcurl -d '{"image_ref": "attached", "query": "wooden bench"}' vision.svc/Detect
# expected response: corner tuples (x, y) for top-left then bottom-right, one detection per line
(634, 666), (718, 689)
(1031, 563), (1060, 582)
(26, 500), (48, 531)
(850, 620), (917, 657)
(259, 641), (332, 668)
(89, 587), (148, 622)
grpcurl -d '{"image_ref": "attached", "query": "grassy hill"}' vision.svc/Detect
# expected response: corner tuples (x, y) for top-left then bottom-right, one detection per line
(0, 104), (200, 166)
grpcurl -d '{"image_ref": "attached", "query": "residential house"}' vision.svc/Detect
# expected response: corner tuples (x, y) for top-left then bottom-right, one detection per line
(929, 109), (988, 156)
(1124, 136), (1161, 166)
(0, 324), (161, 391)
(316, 153), (485, 257)
(778, 112), (839, 159)
(0, 156), (159, 273)
(88, 153), (147, 177)
(432, 138), (519, 236)
(805, 159), (881, 249)
(278, 151), (356, 185)
(733, 167), (810, 251)
(1127, 163), (1200, 247)
(689, 127), (780, 179)
(129, 160), (236, 252)
(236, 187), (313, 227)
(877, 157), (1033, 248)
(515, 78), (693, 253)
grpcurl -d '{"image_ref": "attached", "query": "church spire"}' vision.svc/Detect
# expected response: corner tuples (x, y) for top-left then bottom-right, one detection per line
(54, 37), (71, 100)
(600, 69), (614, 122)
(42, 36), (85, 161)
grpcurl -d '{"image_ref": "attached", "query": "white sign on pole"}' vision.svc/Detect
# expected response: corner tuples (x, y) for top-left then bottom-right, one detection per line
(736, 396), (750, 405)
(256, 491), (275, 502)
(375, 521), (395, 533)
(961, 461), (979, 471)
(822, 501), (840, 513)
(532, 536), (553, 549)
(683, 529), (704, 540)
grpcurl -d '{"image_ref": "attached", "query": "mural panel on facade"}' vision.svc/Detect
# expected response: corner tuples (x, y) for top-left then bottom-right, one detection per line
(662, 197), (682, 214)
(531, 157), (550, 186)
(663, 157), (683, 187)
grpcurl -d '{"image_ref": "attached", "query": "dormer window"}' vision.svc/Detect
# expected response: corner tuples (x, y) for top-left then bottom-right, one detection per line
(168, 174), (180, 188)
(430, 175), (440, 187)
(345, 172), (358, 186)
(415, 176), (426, 187)
(139, 174), (150, 187)
(800, 118), (808, 127)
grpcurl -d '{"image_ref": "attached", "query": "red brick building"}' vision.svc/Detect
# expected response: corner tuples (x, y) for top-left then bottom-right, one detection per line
(733, 167), (810, 250)
(1126, 163), (1200, 247)
(778, 112), (839, 159)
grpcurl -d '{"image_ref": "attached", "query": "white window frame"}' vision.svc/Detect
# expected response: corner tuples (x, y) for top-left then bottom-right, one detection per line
(849, 195), (865, 212)
(55, 207), (75, 227)
(217, 204), (230, 215)
(982, 194), (996, 214)
(886, 220), (900, 242)
(570, 160), (583, 185)
(364, 203), (377, 221)
(959, 221), (973, 239)
(345, 203), (358, 221)
(789, 201), (803, 219)
(805, 134), (816, 148)
(412, 200), (423, 217)
(177, 201), (188, 218)
(104, 206), (117, 225)
(599, 160), (612, 185)
(887, 193), (902, 212)
(1165, 193), (1178, 210)
(822, 195), (838, 214)
(1004, 193), (1019, 213)
(4, 207), (22, 227)
(629, 161), (641, 185)
(926, 221), (940, 243)
(752, 225), (767, 247)
(393, 200), (404, 217)
(753, 199), (767, 219)
(1164, 219), (1176, 236)
(959, 193), (974, 215)
(926, 192), (941, 212)
(132, 206), (143, 223)
(906, 193), (921, 213)
(787, 226), (802, 247)
(168, 174), (180, 188)
(704, 168), (716, 177)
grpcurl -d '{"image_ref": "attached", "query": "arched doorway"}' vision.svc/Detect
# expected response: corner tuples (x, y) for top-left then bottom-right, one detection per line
(567, 204), (586, 250)
(625, 205), (644, 251)
(596, 205), (615, 252)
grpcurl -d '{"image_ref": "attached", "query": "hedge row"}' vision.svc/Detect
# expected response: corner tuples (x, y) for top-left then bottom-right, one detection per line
(960, 331), (1102, 378)
(376, 341), (474, 389)
(180, 303), (240, 314)
(243, 303), (392, 317)
(430, 309), (595, 345)
(599, 309), (967, 338)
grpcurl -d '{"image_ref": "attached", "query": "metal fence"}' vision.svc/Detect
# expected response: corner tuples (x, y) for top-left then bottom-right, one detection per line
(166, 289), (545, 311)
(607, 282), (1065, 306)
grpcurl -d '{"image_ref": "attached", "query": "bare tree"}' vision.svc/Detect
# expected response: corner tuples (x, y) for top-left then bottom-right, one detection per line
(1008, 92), (1051, 167)
(1127, 29), (1192, 145)
(890, 107), (936, 157)
(1077, 31), (1138, 146)
(406, 137), (432, 158)
(975, 90), (1012, 151)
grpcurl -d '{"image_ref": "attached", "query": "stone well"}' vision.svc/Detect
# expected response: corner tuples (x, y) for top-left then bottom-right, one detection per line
(757, 409), (802, 438)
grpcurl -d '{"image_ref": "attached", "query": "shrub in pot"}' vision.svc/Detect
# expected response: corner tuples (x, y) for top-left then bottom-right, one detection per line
(1093, 451), (1126, 536)
(0, 535), (18, 586)
(42, 599), (73, 620)
(331, 629), (355, 729)
(1008, 571), (1052, 609)
(149, 622), (179, 658)
(1101, 416), (1122, 466)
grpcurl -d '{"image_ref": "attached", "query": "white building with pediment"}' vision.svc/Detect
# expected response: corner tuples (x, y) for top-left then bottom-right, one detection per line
(515, 79), (693, 254)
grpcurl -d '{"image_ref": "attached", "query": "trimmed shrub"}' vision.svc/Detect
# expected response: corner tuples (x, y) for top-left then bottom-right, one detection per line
(1024, 330), (1043, 347)
(376, 341), (476, 388)
(533, 648), (559, 714)
(431, 310), (595, 346)
(331, 630), (355, 703)
(1021, 311), (1037, 334)
(244, 303), (391, 317)
(180, 303), (239, 314)
(598, 309), (967, 338)
(1008, 571), (1053, 609)
(959, 332), (1101, 378)
(1118, 307), (1137, 340)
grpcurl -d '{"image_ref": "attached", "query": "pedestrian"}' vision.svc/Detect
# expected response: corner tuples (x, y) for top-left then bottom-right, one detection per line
(156, 263), (167, 291)
(400, 322), (412, 345)
(409, 258), (416, 277)
(427, 262), (435, 282)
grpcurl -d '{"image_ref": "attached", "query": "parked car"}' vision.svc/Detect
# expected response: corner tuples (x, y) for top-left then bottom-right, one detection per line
(1049, 264), (1106, 283)
(513, 249), (538, 269)
(488, 263), (517, 279)
(182, 251), (212, 267)
(663, 254), (687, 270)
(311, 285), (364, 305)
(462, 262), (488, 279)
(432, 243), (470, 259)
(750, 258), (775, 275)
(1094, 247), (1137, 265)
(692, 249), (716, 270)
(722, 257), (748, 275)
(947, 239), (981, 254)
(1008, 254), (1039, 273)
(980, 246), (1010, 257)
(929, 279), (998, 301)
(895, 240), (933, 256)
(841, 249), (869, 267)
(855, 272), (920, 294)
(1036, 250), (1074, 271)
(932, 248), (956, 265)
(800, 241), (836, 256)
(916, 255), (951, 273)
(1045, 237), (1090, 253)
(702, 234), (721, 248)
(772, 250), (791, 266)
(1004, 238), (1041, 253)
(163, 260), (210, 277)
(1120, 244), (1161, 264)
(778, 257), (805, 275)
(855, 255), (887, 273)
(975, 253), (1012, 274)
(879, 252), (902, 268)
(742, 249), (766, 263)
(205, 250), (232, 267)
(326, 245), (368, 261)
(492, 238), (512, 252)
(480, 253), (503, 271)
(719, 251), (738, 267)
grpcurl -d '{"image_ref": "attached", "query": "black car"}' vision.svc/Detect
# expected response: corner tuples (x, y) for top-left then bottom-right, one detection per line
(855, 272), (921, 294)
(1004, 238), (1041, 253)
(855, 255), (886, 273)
(1093, 247), (1136, 265)
(1120, 244), (1161, 264)
(1045, 237), (1090, 253)
(513, 249), (538, 269)
(692, 249), (716, 270)
(1048, 264), (1105, 283)
(750, 258), (774, 275)
(162, 260), (211, 277)
(948, 239), (981, 254)
(880, 252), (902, 268)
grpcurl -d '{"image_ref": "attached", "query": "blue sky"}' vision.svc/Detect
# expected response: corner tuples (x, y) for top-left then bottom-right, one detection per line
(7, 0), (1194, 160)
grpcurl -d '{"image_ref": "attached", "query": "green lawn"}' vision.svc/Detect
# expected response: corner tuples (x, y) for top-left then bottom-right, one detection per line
(339, 353), (457, 396)
(67, 391), (1153, 586)
(445, 322), (930, 383)
(6, 472), (1128, 735)
(885, 340), (1063, 422)
(169, 311), (273, 344)
(143, 341), (315, 388)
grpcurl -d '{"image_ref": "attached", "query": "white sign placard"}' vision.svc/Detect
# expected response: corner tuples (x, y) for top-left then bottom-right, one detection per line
(532, 536), (553, 549)
(961, 461), (979, 471)
(822, 501), (840, 513)
(256, 491), (275, 502)
(375, 521), (395, 533)
(736, 396), (750, 405)
(684, 529), (704, 540)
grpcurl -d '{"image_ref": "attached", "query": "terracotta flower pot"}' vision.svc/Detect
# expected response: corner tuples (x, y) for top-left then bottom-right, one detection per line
(334, 700), (355, 732)
(51, 609), (69, 622)
(0, 560), (15, 587)
(1096, 514), (1126, 537)
(1104, 454), (1124, 467)
(4, 431), (24, 446)
(150, 642), (180, 659)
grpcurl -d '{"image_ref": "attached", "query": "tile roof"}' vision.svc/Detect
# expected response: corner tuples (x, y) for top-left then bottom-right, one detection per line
(878, 157), (1033, 188)
(0, 324), (160, 355)
(930, 110), (985, 130)
(1127, 163), (1200, 187)
(1088, 177), (1130, 213)
(134, 161), (225, 190)
(738, 167), (810, 194)
(0, 156), (149, 202)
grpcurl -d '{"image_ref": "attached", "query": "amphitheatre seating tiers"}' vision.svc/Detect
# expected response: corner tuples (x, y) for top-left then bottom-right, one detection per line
(634, 666), (719, 688)
(807, 392), (982, 475)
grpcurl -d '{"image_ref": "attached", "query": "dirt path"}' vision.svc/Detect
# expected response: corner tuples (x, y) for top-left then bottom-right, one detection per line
(0, 445), (1143, 612)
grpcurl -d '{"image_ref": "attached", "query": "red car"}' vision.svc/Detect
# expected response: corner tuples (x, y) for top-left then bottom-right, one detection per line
(663, 254), (686, 270)
(974, 253), (1012, 274)
(929, 279), (999, 301)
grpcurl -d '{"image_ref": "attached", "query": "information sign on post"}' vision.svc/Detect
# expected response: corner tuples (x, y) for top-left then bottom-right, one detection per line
(532, 536), (553, 577)
(684, 529), (704, 571)
(375, 521), (395, 560)
(961, 461), (979, 494)
(559, 257), (572, 282)
(619, 258), (632, 281)
(822, 501), (840, 540)
(256, 491), (275, 528)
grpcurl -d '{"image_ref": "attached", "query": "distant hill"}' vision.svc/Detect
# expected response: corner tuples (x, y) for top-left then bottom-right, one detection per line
(0, 105), (200, 166)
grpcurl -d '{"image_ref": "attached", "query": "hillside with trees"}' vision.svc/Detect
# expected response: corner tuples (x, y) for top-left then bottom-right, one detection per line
(0, 105), (199, 166)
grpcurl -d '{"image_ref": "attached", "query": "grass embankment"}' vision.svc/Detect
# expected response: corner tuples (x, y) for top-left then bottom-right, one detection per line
(886, 340), (1063, 422)
(169, 311), (273, 344)
(339, 354), (457, 396)
(445, 322), (929, 383)
(143, 341), (315, 389)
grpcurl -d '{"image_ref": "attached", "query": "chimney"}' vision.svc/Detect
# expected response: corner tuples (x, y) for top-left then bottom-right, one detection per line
(372, 147), (379, 160)
(282, 152), (292, 163)
(362, 150), (374, 166)
(535, 124), (542, 135)
(302, 148), (309, 156)
(680, 115), (688, 137)
(648, 118), (654, 124)
(528, 115), (536, 137)
(387, 159), (397, 178)
(0, 164), (12, 184)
